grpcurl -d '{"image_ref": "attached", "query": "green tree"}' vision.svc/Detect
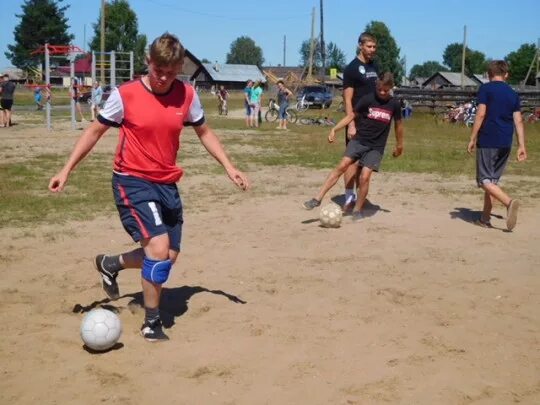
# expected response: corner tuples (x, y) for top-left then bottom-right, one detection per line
(442, 42), (487, 75)
(299, 38), (322, 71)
(364, 21), (404, 83)
(226, 36), (264, 67)
(5, 0), (73, 70)
(133, 34), (147, 74)
(505, 43), (537, 85)
(409, 61), (448, 79)
(89, 0), (147, 76)
(299, 40), (346, 72)
(325, 42), (346, 71)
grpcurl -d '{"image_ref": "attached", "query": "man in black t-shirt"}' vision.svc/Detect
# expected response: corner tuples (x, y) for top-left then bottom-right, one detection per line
(0, 74), (16, 127)
(303, 73), (404, 221)
(341, 32), (379, 212)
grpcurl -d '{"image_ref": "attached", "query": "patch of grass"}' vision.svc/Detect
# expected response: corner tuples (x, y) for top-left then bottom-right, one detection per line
(1, 110), (538, 228)
(0, 153), (115, 228)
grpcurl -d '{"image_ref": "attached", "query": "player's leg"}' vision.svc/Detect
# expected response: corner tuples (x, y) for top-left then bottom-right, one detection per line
(4, 103), (13, 127)
(139, 181), (183, 341)
(303, 157), (354, 209)
(342, 129), (357, 212)
(477, 148), (518, 230)
(353, 166), (374, 216)
(351, 148), (382, 221)
(479, 191), (493, 225)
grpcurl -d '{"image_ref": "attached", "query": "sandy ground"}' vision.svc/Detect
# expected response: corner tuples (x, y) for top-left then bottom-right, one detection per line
(1, 121), (539, 405)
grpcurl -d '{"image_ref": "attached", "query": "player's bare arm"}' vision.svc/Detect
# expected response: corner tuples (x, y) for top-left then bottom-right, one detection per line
(468, 104), (486, 154)
(343, 87), (356, 136)
(194, 123), (250, 190)
(392, 119), (404, 157)
(513, 111), (527, 162)
(49, 121), (110, 192)
(329, 112), (356, 143)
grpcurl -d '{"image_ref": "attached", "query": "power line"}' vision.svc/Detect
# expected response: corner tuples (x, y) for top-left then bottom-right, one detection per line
(143, 0), (310, 21)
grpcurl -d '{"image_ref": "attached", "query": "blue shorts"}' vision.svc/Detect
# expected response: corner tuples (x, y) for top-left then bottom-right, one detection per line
(112, 173), (183, 251)
(278, 102), (289, 119)
(245, 102), (251, 116)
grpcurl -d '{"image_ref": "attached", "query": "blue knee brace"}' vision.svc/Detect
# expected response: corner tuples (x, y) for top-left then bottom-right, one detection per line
(142, 257), (172, 284)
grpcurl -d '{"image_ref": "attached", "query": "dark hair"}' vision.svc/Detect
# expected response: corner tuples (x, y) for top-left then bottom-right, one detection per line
(377, 72), (395, 88)
(487, 60), (509, 78)
(277, 80), (284, 85)
(357, 32), (377, 44)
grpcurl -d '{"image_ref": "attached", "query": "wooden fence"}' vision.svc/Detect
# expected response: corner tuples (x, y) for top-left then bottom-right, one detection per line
(393, 87), (540, 113)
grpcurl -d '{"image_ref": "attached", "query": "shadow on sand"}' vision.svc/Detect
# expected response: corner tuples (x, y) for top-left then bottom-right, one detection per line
(73, 285), (246, 329)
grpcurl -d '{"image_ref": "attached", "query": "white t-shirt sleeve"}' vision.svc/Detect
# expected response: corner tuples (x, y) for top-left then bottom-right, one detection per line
(97, 87), (124, 126)
(185, 91), (205, 126)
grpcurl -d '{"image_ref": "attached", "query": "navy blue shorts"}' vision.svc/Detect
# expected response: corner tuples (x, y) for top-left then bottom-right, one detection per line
(112, 173), (183, 251)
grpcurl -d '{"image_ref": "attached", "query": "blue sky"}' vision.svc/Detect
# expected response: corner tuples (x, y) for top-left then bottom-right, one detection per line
(1, 0), (538, 73)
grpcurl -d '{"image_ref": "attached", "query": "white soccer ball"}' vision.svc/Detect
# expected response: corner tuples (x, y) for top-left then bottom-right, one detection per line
(80, 308), (122, 351)
(319, 202), (343, 228)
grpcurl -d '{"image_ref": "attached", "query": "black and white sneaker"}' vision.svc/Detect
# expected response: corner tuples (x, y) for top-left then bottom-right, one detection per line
(302, 198), (321, 210)
(94, 254), (120, 299)
(140, 319), (169, 342)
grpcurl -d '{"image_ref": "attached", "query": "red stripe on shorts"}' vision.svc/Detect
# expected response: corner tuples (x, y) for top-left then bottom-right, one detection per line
(117, 184), (150, 239)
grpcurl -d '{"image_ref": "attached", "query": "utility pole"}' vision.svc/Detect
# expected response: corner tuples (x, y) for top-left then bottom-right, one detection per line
(522, 41), (539, 87)
(461, 25), (467, 88)
(283, 35), (286, 66)
(537, 38), (540, 88)
(100, 0), (106, 83)
(307, 7), (316, 81)
(319, 0), (325, 84)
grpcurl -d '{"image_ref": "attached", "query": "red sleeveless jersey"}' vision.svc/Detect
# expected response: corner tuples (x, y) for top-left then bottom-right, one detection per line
(111, 79), (196, 184)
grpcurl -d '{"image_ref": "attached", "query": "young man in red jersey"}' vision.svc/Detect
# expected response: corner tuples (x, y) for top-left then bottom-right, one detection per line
(49, 33), (249, 342)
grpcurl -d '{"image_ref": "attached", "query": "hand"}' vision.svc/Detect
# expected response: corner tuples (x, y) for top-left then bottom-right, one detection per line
(48, 171), (69, 192)
(347, 122), (356, 139)
(227, 168), (249, 191)
(516, 146), (527, 162)
(328, 129), (336, 143)
(467, 140), (476, 155)
(392, 145), (403, 157)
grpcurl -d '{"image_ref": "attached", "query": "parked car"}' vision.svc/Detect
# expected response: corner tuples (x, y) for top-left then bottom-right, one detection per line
(79, 84), (113, 105)
(296, 85), (333, 109)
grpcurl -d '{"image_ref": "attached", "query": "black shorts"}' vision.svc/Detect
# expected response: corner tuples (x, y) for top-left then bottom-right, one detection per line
(476, 147), (510, 187)
(112, 173), (184, 251)
(344, 140), (383, 171)
(0, 99), (13, 110)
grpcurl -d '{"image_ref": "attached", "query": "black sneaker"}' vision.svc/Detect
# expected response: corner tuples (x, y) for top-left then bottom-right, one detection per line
(302, 198), (321, 210)
(140, 319), (169, 342)
(94, 254), (120, 299)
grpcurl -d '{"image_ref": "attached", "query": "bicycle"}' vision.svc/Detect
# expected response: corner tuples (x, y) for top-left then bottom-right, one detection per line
(524, 108), (540, 123)
(295, 94), (310, 112)
(299, 115), (336, 126)
(265, 98), (297, 124)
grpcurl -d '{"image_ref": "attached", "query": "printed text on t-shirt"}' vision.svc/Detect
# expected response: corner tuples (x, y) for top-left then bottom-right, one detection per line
(367, 107), (392, 123)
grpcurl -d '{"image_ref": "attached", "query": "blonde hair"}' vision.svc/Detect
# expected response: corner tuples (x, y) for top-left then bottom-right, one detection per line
(148, 32), (185, 66)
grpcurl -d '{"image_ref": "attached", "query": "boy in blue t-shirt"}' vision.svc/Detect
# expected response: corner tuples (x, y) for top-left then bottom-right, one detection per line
(467, 60), (527, 231)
